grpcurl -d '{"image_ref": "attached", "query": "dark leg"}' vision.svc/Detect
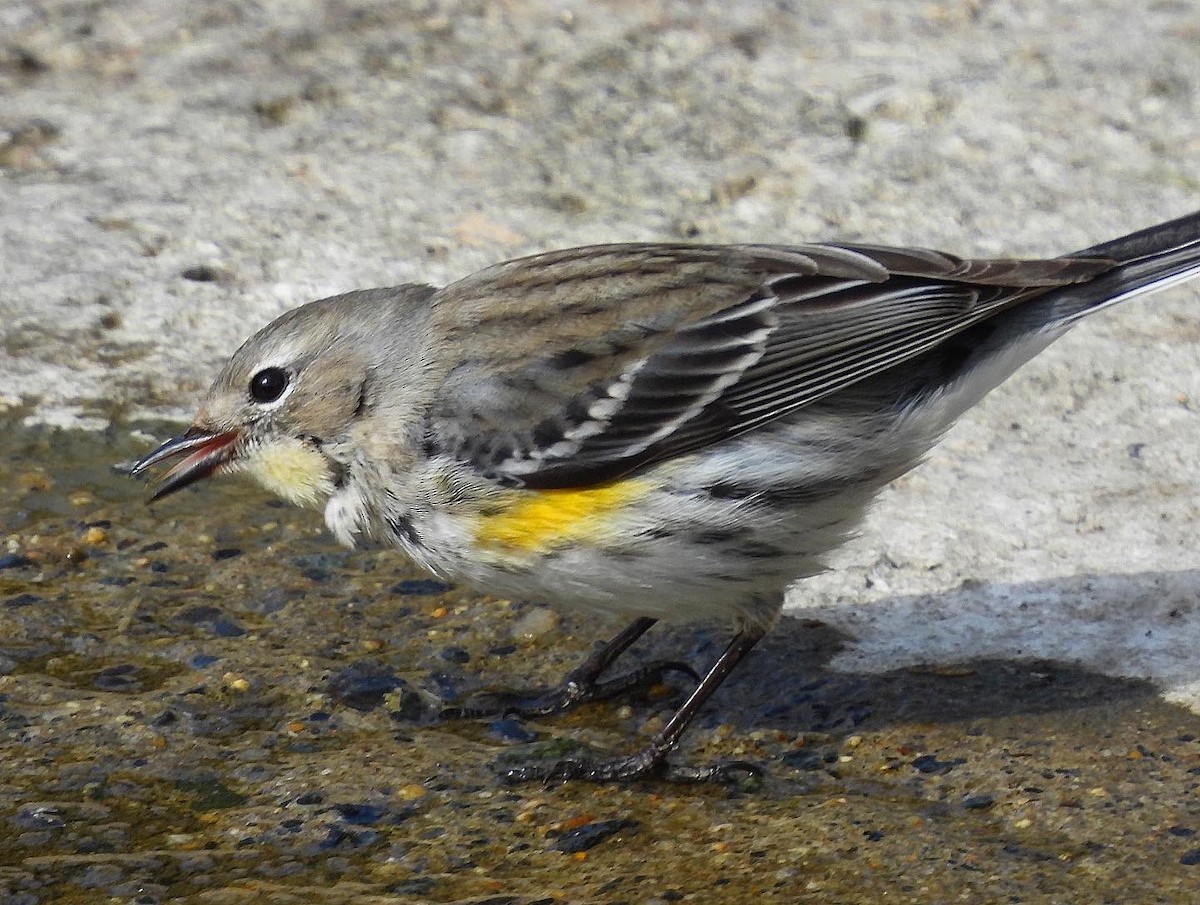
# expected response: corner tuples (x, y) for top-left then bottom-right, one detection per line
(442, 616), (697, 719)
(497, 622), (767, 784)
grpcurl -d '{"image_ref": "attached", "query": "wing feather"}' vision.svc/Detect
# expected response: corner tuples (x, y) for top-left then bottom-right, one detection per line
(424, 242), (1114, 487)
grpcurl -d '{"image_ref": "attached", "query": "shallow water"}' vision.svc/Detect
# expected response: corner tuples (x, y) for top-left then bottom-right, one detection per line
(2, 417), (1199, 903)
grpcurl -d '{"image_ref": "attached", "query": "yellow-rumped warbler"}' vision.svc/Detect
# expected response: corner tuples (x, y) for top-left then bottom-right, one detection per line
(132, 210), (1200, 783)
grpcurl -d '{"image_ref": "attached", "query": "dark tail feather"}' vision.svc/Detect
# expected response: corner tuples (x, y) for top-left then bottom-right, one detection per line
(1050, 209), (1200, 323)
(1074, 209), (1200, 260)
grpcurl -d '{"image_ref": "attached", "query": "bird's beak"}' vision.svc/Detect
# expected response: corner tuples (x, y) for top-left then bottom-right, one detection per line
(130, 426), (242, 502)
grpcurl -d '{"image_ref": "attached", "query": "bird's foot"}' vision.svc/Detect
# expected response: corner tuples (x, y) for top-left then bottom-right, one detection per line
(440, 659), (699, 720)
(495, 742), (762, 786)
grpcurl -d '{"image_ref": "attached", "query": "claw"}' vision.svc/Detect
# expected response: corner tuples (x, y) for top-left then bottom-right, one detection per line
(441, 658), (699, 721)
(438, 690), (531, 721)
(661, 760), (764, 787)
(496, 750), (763, 786)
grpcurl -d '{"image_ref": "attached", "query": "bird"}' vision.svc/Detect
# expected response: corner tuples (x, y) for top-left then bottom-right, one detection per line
(131, 209), (1200, 783)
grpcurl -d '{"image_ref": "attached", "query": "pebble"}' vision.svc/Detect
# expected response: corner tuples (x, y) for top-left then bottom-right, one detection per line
(963, 794), (996, 810)
(15, 471), (52, 492)
(387, 686), (427, 723)
(387, 878), (435, 896)
(316, 825), (379, 850)
(490, 718), (538, 743)
(326, 660), (405, 712)
(175, 777), (248, 811)
(180, 264), (229, 283)
(174, 605), (222, 624)
(549, 818), (639, 854)
(93, 664), (141, 692)
(14, 803), (66, 830)
(781, 750), (836, 772)
(911, 754), (966, 775)
(509, 607), (559, 640)
(331, 802), (388, 825)
(210, 617), (247, 638)
(96, 575), (133, 586)
(960, 792), (998, 806)
(391, 578), (451, 595)
(80, 526), (107, 545)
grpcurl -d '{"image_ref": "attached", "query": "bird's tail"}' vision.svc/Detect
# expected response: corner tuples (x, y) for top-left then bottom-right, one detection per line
(1050, 209), (1200, 323)
(922, 210), (1200, 427)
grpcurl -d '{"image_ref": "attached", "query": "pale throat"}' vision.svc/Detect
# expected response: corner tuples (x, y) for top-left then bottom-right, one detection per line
(237, 436), (336, 509)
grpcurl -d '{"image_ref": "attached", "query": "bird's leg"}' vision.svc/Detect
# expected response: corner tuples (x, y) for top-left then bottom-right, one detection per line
(497, 623), (766, 784)
(442, 616), (698, 719)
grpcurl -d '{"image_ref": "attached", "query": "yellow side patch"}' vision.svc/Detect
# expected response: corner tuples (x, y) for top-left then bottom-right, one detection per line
(239, 438), (335, 509)
(474, 479), (649, 554)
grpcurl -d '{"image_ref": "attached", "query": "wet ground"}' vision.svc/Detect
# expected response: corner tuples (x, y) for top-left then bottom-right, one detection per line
(2, 419), (1199, 904)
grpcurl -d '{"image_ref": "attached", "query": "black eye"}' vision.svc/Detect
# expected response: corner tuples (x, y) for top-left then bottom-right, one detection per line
(249, 367), (289, 403)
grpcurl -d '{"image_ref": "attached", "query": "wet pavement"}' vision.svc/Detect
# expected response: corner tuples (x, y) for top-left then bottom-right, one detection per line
(1, 418), (1199, 903)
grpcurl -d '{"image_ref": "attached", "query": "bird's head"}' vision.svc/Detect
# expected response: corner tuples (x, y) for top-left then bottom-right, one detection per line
(131, 285), (436, 507)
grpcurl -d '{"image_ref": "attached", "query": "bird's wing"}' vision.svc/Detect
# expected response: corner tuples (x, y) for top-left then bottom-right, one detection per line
(425, 242), (1112, 488)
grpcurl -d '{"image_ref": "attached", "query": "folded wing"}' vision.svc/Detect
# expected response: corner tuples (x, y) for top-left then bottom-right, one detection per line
(425, 242), (1112, 488)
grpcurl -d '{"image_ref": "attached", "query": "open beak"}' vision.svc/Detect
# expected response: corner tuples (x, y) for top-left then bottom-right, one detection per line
(130, 426), (242, 502)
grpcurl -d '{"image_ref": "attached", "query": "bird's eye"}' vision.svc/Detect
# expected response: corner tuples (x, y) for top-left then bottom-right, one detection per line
(249, 367), (290, 403)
